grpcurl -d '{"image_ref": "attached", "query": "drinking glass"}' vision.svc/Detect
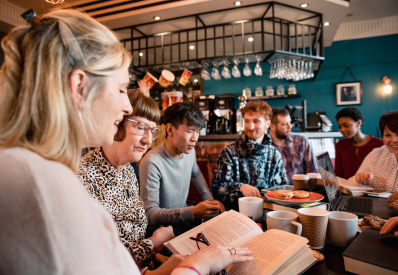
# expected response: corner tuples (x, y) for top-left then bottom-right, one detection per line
(232, 64), (241, 78)
(222, 64), (231, 79)
(243, 59), (252, 77)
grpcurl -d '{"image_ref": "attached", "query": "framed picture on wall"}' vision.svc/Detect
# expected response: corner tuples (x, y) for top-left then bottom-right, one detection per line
(335, 81), (362, 106)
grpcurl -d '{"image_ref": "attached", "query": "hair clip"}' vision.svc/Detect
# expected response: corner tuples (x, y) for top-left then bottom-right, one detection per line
(21, 9), (37, 23)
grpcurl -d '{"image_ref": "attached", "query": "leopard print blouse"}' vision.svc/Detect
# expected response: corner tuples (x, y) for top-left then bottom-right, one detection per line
(77, 147), (155, 269)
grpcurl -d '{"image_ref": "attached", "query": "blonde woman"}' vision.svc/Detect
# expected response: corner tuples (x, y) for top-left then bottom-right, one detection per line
(0, 8), (252, 275)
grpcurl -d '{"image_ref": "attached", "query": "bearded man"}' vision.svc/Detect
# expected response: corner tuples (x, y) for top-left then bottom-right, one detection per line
(269, 108), (318, 185)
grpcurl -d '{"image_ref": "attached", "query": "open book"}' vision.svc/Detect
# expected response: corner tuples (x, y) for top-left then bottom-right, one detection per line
(337, 176), (374, 196)
(164, 210), (317, 275)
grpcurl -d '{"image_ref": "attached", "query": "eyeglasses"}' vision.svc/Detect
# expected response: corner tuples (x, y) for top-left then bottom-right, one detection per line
(190, 233), (210, 250)
(125, 118), (162, 140)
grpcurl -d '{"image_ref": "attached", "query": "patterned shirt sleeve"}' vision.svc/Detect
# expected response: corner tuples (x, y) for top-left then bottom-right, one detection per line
(270, 149), (288, 186)
(212, 146), (243, 204)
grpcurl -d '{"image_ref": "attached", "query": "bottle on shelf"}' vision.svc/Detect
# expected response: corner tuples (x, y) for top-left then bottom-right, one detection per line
(288, 84), (297, 95)
(277, 85), (285, 95)
(255, 87), (264, 97)
(266, 86), (274, 96)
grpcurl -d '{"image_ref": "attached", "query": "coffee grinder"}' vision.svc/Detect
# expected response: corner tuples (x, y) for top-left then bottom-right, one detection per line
(195, 98), (215, 135)
(214, 95), (237, 134)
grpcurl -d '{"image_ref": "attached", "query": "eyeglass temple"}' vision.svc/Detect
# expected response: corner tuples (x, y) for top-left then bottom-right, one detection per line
(189, 237), (208, 245)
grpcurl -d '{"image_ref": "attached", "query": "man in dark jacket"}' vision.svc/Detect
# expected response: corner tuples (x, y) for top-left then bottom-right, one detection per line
(212, 101), (287, 211)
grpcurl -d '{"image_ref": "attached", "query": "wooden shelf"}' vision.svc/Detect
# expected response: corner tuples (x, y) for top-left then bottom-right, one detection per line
(246, 94), (301, 100)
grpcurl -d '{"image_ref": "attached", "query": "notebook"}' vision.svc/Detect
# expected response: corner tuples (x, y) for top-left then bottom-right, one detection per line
(315, 152), (397, 219)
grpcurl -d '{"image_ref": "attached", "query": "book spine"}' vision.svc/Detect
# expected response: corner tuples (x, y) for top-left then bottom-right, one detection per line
(263, 202), (299, 213)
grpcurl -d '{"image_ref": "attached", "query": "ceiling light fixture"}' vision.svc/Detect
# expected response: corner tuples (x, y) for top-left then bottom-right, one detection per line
(234, 1), (242, 6)
(139, 53), (143, 56)
(189, 45), (195, 49)
(154, 16), (161, 20)
(194, 79), (198, 83)
(324, 22), (330, 26)
(382, 76), (392, 94)
(300, 3), (308, 8)
(248, 37), (254, 42)
(45, 0), (64, 4)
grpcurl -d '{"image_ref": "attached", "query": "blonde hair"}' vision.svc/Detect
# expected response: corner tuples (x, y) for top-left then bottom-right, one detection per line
(0, 9), (131, 170)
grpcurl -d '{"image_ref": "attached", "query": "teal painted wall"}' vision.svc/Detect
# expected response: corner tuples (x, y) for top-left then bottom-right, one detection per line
(203, 34), (398, 137)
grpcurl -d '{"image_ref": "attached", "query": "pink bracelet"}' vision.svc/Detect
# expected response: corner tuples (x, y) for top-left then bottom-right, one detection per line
(175, 266), (201, 275)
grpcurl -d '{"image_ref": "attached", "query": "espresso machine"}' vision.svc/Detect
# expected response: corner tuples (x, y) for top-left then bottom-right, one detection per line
(195, 98), (215, 135)
(213, 95), (237, 134)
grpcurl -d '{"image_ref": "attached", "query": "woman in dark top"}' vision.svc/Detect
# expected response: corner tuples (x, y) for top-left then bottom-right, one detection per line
(335, 107), (384, 179)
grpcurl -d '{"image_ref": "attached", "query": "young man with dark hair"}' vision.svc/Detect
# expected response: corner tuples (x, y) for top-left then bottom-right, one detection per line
(140, 102), (224, 235)
(269, 107), (318, 185)
(212, 101), (287, 211)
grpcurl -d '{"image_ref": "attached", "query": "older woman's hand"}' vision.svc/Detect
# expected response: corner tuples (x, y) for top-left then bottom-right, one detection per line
(380, 217), (398, 237)
(355, 171), (373, 185)
(150, 226), (175, 252)
(174, 245), (253, 275)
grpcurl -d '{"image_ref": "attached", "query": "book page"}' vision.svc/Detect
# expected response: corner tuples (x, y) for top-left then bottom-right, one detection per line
(226, 229), (308, 275)
(164, 210), (263, 255)
(338, 177), (374, 190)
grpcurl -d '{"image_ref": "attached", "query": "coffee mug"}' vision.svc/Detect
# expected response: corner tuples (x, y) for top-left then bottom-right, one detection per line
(326, 211), (358, 247)
(266, 211), (302, 235)
(298, 208), (329, 249)
(238, 197), (263, 222)
(292, 174), (310, 190)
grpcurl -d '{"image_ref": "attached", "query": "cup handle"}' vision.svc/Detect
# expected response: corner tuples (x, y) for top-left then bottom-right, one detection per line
(325, 203), (330, 211)
(291, 221), (302, 236)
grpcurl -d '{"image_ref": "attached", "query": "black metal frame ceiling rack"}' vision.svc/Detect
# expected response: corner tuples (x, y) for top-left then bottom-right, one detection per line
(115, 1), (325, 80)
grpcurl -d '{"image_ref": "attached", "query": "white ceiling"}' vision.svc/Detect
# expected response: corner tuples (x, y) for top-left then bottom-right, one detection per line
(4, 0), (398, 47)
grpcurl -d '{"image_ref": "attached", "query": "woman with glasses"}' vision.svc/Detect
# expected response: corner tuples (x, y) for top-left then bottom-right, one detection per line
(77, 89), (175, 271)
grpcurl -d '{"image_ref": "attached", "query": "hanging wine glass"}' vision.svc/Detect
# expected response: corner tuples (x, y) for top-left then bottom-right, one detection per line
(211, 62), (221, 80)
(243, 58), (252, 77)
(254, 56), (263, 76)
(232, 59), (241, 78)
(221, 60), (231, 79)
(201, 61), (211, 80)
(308, 61), (314, 78)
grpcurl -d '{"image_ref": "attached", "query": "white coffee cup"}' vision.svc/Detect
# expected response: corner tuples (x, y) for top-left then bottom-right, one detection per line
(326, 211), (358, 247)
(266, 211), (302, 235)
(238, 197), (263, 222)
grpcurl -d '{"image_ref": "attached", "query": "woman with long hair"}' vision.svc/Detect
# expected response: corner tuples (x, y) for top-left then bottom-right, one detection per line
(0, 9), (252, 275)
